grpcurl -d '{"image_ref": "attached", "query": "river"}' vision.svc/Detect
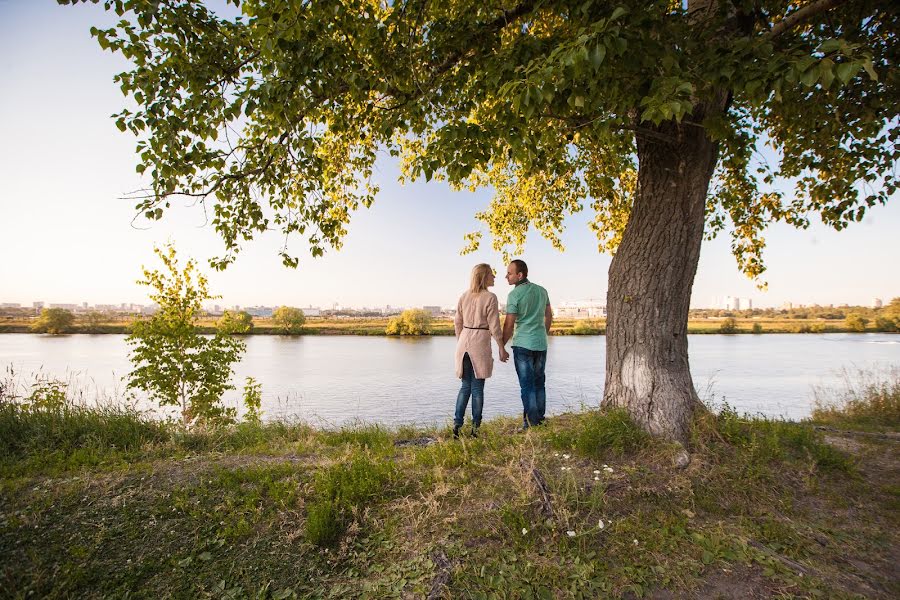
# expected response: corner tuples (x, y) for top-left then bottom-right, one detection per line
(1, 333), (897, 426)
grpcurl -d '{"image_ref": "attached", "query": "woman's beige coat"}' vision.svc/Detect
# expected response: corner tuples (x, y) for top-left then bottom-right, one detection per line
(454, 290), (503, 379)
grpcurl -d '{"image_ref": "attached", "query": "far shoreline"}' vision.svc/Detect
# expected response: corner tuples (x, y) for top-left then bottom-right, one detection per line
(1, 317), (897, 336)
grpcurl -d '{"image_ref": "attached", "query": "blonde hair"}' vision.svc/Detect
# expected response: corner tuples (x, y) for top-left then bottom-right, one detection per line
(469, 263), (493, 294)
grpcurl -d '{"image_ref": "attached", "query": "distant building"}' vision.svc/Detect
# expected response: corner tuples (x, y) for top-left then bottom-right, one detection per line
(874, 298), (883, 308)
(302, 307), (321, 317)
(33, 302), (44, 310)
(49, 303), (79, 310)
(0, 303), (21, 308)
(422, 305), (442, 317)
(556, 300), (607, 319)
(782, 302), (793, 310)
(245, 306), (274, 317)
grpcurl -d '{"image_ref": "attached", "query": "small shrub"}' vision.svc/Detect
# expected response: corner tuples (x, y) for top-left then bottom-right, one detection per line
(571, 320), (602, 335)
(217, 310), (254, 334)
(845, 314), (868, 332)
(751, 323), (763, 334)
(719, 318), (738, 334)
(242, 376), (262, 423)
(385, 309), (432, 335)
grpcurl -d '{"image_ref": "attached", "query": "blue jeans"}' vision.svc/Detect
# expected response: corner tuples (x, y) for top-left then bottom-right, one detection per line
(512, 346), (547, 427)
(455, 353), (485, 427)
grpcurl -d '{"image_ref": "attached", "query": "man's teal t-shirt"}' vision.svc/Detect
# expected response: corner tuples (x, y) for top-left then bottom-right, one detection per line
(506, 281), (550, 351)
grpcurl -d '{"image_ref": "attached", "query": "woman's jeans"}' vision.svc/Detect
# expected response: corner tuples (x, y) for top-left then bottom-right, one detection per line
(512, 346), (547, 427)
(455, 353), (485, 427)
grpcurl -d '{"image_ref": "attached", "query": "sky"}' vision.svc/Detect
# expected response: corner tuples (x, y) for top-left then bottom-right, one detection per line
(0, 0), (897, 310)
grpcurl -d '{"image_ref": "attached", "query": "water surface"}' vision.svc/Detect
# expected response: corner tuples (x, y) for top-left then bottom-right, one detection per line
(1, 333), (897, 426)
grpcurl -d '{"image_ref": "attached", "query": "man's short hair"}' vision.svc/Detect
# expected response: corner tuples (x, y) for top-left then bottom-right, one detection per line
(510, 259), (528, 278)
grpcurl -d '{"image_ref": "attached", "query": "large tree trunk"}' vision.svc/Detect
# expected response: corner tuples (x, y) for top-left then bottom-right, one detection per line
(602, 115), (721, 445)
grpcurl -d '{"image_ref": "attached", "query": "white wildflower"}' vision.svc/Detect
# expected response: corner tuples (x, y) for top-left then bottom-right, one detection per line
(633, 539), (639, 545)
(562, 454), (570, 460)
(593, 476), (599, 481)
(522, 528), (528, 535)
(566, 530), (576, 537)
(603, 466), (614, 473)
(593, 470), (601, 474)
(598, 520), (605, 530)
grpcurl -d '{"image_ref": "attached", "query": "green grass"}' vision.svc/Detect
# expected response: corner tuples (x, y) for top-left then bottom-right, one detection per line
(1, 380), (898, 598)
(809, 366), (900, 430)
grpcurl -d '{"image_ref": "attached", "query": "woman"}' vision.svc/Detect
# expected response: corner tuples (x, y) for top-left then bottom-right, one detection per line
(453, 263), (508, 438)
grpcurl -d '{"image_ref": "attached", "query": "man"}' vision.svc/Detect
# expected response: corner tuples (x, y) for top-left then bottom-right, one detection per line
(501, 259), (552, 429)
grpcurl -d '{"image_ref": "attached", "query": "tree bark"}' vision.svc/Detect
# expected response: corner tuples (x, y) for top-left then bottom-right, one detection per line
(602, 113), (721, 445)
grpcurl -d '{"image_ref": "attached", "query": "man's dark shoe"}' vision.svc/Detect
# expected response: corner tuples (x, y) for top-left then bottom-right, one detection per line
(453, 424), (461, 439)
(471, 426), (479, 438)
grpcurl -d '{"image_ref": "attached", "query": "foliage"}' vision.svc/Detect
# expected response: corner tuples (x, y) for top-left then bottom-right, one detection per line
(571, 319), (602, 335)
(272, 306), (306, 334)
(719, 317), (739, 334)
(126, 244), (245, 426)
(30, 308), (75, 334)
(241, 376), (262, 424)
(65, 0), (897, 281)
(845, 313), (869, 332)
(216, 309), (254, 334)
(80, 311), (110, 333)
(811, 366), (900, 429)
(874, 316), (897, 332)
(751, 322), (763, 334)
(385, 309), (432, 336)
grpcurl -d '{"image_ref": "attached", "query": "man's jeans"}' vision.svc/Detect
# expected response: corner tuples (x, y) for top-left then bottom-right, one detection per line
(455, 353), (485, 427)
(512, 346), (547, 427)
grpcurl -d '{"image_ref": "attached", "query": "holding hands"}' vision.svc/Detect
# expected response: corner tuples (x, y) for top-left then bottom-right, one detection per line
(499, 347), (509, 363)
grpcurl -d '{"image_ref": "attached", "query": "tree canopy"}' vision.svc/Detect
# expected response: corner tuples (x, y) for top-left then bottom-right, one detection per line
(65, 0), (897, 277)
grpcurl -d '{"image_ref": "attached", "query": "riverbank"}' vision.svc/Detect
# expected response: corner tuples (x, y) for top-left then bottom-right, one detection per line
(2, 316), (896, 335)
(2, 381), (898, 598)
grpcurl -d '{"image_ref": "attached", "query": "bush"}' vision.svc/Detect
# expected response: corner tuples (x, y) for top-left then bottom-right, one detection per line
(272, 306), (306, 334)
(845, 314), (868, 332)
(571, 320), (602, 335)
(751, 323), (763, 334)
(385, 309), (432, 335)
(874, 316), (897, 332)
(30, 308), (75, 334)
(719, 317), (738, 334)
(217, 310), (254, 334)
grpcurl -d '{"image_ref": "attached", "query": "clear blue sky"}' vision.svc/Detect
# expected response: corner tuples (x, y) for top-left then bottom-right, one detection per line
(1, 0), (897, 309)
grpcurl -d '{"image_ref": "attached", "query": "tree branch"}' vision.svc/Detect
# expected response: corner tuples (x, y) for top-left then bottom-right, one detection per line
(765, 0), (850, 40)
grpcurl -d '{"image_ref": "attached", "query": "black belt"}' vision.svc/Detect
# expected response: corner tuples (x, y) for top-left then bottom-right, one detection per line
(464, 326), (489, 330)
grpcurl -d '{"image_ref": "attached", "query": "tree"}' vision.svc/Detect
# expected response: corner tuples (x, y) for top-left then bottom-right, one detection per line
(845, 314), (869, 332)
(127, 244), (245, 426)
(81, 311), (108, 333)
(719, 317), (738, 334)
(69, 0), (897, 443)
(217, 309), (254, 334)
(873, 316), (897, 332)
(30, 308), (75, 334)
(386, 309), (433, 335)
(272, 306), (306, 334)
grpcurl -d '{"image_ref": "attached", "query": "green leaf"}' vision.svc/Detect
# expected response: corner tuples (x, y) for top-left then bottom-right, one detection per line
(590, 44), (606, 68)
(835, 62), (859, 85)
(862, 59), (878, 81)
(573, 95), (585, 108)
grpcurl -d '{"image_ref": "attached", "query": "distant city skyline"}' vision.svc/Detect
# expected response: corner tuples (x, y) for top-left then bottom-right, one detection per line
(1, 2), (898, 312)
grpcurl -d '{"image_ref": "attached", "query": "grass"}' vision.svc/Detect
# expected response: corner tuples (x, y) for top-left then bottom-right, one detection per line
(1, 375), (898, 598)
(809, 366), (900, 430)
